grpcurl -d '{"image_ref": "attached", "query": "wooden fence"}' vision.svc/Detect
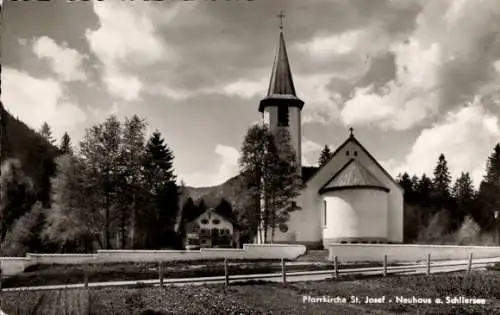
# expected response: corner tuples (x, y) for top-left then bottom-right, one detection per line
(0, 252), (486, 291)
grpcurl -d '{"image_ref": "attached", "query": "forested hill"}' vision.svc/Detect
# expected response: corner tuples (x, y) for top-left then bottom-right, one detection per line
(0, 103), (60, 206)
(182, 166), (320, 214)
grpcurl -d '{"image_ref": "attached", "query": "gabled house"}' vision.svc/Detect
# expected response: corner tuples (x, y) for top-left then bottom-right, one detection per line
(184, 208), (240, 249)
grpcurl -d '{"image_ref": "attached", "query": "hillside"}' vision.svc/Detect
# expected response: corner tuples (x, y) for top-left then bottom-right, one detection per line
(184, 166), (320, 208)
(0, 103), (61, 204)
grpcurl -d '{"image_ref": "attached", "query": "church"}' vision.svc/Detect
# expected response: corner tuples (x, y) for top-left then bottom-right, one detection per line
(257, 20), (404, 249)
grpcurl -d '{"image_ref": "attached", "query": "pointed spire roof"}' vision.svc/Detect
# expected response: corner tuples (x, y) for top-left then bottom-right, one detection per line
(267, 31), (297, 96)
(319, 159), (389, 193)
(259, 29), (304, 112)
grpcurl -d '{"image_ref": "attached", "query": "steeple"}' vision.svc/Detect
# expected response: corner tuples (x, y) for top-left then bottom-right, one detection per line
(259, 12), (304, 113)
(267, 31), (297, 96)
(258, 12), (305, 168)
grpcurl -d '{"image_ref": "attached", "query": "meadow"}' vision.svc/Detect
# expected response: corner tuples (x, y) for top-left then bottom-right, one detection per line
(2, 270), (500, 314)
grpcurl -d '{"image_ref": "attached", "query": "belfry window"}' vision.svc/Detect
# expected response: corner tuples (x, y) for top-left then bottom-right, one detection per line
(277, 106), (289, 127)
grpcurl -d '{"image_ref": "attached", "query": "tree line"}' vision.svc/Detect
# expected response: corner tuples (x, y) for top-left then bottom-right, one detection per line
(0, 117), (303, 255)
(398, 147), (500, 245)
(1, 116), (181, 255)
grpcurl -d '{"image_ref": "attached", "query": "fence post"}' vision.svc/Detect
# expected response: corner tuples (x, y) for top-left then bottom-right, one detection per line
(281, 258), (287, 285)
(84, 264), (89, 290)
(383, 255), (387, 277)
(159, 261), (164, 286)
(426, 253), (431, 276)
(467, 253), (473, 276)
(224, 258), (229, 287)
(333, 256), (339, 280)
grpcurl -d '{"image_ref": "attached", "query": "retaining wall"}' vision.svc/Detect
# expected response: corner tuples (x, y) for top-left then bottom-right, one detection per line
(328, 244), (500, 262)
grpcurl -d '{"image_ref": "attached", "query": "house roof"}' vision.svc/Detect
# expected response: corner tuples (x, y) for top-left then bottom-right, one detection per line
(305, 134), (403, 192)
(319, 159), (389, 193)
(188, 208), (241, 229)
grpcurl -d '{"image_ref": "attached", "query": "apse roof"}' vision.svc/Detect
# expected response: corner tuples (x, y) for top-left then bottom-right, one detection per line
(319, 159), (389, 193)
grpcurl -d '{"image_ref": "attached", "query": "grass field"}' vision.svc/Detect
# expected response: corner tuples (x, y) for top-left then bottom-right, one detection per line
(1, 271), (500, 314)
(2, 259), (394, 288)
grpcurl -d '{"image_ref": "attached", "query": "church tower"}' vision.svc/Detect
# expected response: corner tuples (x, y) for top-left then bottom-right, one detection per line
(259, 12), (304, 167)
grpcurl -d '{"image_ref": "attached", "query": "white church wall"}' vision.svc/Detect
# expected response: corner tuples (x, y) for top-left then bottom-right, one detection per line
(322, 189), (388, 243)
(263, 193), (323, 246)
(304, 139), (404, 243)
(263, 106), (278, 127)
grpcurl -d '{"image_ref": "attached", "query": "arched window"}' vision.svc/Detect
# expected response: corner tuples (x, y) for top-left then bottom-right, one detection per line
(346, 150), (350, 156)
(354, 151), (358, 156)
(212, 219), (220, 225)
(201, 219), (208, 225)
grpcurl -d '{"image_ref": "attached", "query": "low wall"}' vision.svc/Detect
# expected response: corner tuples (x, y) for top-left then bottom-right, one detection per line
(328, 244), (500, 263)
(0, 257), (32, 277)
(199, 244), (306, 260)
(96, 250), (203, 263)
(242, 244), (307, 260)
(27, 253), (97, 265)
(0, 244), (307, 276)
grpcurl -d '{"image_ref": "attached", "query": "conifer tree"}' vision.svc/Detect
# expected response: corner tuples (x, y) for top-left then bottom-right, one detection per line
(478, 144), (500, 228)
(39, 122), (56, 145)
(318, 145), (333, 167)
(142, 130), (179, 248)
(60, 132), (73, 155)
(397, 172), (415, 203)
(452, 172), (475, 229)
(432, 153), (452, 208)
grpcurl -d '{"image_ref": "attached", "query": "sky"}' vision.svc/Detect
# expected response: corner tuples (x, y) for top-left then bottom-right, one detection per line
(2, 0), (500, 188)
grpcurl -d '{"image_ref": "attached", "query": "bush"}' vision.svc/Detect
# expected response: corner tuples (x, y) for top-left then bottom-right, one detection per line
(454, 215), (481, 245)
(1, 201), (45, 256)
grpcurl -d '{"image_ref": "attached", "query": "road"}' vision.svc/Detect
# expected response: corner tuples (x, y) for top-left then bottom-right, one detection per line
(2, 257), (500, 292)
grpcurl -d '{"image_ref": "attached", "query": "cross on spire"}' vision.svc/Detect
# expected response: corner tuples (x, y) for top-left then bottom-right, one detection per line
(277, 11), (286, 31)
(349, 127), (354, 136)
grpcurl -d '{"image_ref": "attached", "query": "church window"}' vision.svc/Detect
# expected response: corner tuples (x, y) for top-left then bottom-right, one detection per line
(323, 200), (327, 227)
(201, 219), (209, 225)
(346, 151), (350, 156)
(277, 106), (289, 127)
(212, 219), (220, 225)
(354, 151), (358, 156)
